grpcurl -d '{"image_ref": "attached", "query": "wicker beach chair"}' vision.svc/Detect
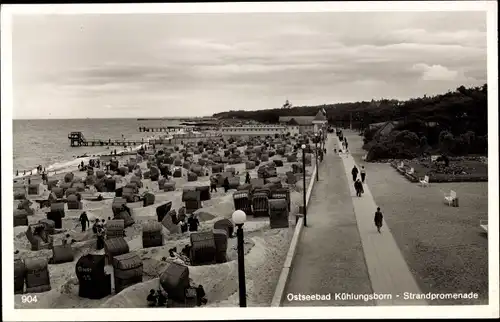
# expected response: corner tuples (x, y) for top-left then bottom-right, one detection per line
(104, 237), (129, 264)
(190, 231), (216, 266)
(25, 257), (51, 293)
(112, 252), (143, 293)
(252, 192), (270, 217)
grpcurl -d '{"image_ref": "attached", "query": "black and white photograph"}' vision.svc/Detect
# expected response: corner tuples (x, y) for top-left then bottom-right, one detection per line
(1, 1), (498, 321)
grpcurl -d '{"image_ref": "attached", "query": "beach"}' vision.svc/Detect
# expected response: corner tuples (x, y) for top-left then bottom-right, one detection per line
(13, 134), (314, 308)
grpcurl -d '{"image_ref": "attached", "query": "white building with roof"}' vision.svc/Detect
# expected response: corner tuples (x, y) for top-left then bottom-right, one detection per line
(278, 108), (328, 134)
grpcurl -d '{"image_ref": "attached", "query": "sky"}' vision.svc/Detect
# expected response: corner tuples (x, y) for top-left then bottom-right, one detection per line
(11, 11), (487, 119)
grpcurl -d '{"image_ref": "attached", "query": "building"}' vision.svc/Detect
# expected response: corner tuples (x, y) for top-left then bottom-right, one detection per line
(312, 109), (328, 134)
(278, 116), (315, 134)
(220, 125), (288, 137)
(278, 108), (328, 134)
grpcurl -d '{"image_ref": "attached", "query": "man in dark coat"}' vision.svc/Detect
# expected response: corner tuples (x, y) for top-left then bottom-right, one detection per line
(210, 176), (218, 193)
(188, 214), (199, 232)
(374, 207), (383, 233)
(354, 179), (364, 197)
(351, 165), (359, 181)
(196, 285), (207, 306)
(79, 211), (90, 232)
(223, 176), (230, 193)
(245, 172), (251, 184)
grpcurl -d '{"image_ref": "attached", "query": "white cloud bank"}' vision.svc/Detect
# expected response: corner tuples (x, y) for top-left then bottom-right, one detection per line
(9, 11), (487, 119)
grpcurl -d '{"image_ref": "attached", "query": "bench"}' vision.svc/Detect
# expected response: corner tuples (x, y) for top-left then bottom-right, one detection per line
(419, 175), (430, 187)
(480, 220), (488, 233)
(444, 190), (458, 207)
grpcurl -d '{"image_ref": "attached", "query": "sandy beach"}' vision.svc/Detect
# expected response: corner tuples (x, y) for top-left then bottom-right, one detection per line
(13, 138), (314, 308)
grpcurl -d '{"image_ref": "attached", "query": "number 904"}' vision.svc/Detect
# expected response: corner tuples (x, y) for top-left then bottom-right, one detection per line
(21, 294), (38, 304)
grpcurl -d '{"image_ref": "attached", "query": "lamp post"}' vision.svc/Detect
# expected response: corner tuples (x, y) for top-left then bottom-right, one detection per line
(320, 129), (325, 151)
(232, 210), (247, 307)
(301, 144), (307, 227)
(314, 134), (319, 181)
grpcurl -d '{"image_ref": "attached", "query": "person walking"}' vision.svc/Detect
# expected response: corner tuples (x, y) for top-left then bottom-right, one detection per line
(351, 165), (359, 181)
(210, 176), (218, 193)
(374, 207), (383, 233)
(245, 172), (251, 184)
(354, 179), (364, 197)
(360, 166), (366, 183)
(79, 211), (90, 232)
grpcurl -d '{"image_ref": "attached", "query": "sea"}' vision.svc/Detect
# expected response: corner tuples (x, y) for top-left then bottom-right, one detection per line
(12, 118), (180, 178)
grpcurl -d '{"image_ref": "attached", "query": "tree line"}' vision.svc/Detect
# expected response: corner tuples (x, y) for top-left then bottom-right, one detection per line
(213, 84), (487, 158)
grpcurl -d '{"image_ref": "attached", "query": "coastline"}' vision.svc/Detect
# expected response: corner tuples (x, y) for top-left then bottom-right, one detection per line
(13, 134), (161, 181)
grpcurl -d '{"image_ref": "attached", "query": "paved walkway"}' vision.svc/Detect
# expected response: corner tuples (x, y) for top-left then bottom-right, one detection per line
(336, 135), (427, 305)
(283, 135), (373, 306)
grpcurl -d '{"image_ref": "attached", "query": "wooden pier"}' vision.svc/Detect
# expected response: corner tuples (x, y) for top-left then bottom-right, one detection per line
(68, 132), (151, 147)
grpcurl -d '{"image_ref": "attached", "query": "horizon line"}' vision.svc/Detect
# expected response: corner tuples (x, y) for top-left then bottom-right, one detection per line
(12, 116), (215, 121)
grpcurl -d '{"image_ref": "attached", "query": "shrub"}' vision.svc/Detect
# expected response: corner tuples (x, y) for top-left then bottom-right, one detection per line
(393, 119), (427, 134)
(469, 135), (487, 154)
(463, 131), (476, 145)
(367, 138), (420, 161)
(420, 136), (428, 147)
(395, 130), (420, 147)
(451, 135), (469, 155)
(367, 143), (390, 161)
(439, 130), (454, 154)
(363, 126), (380, 144)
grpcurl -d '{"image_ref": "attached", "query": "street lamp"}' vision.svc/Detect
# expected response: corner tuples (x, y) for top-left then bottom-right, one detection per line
(314, 134), (319, 181)
(232, 210), (247, 307)
(320, 129), (325, 151)
(301, 144), (307, 227)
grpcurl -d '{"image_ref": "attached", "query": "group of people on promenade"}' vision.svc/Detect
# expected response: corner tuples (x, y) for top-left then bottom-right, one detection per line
(351, 165), (367, 197)
(334, 128), (384, 234)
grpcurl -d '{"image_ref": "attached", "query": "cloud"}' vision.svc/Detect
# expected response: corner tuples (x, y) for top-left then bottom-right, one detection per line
(10, 11), (488, 119)
(412, 63), (459, 81)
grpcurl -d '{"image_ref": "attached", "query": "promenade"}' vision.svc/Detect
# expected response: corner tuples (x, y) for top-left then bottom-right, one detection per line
(336, 135), (426, 305)
(283, 135), (373, 306)
(282, 132), (427, 306)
